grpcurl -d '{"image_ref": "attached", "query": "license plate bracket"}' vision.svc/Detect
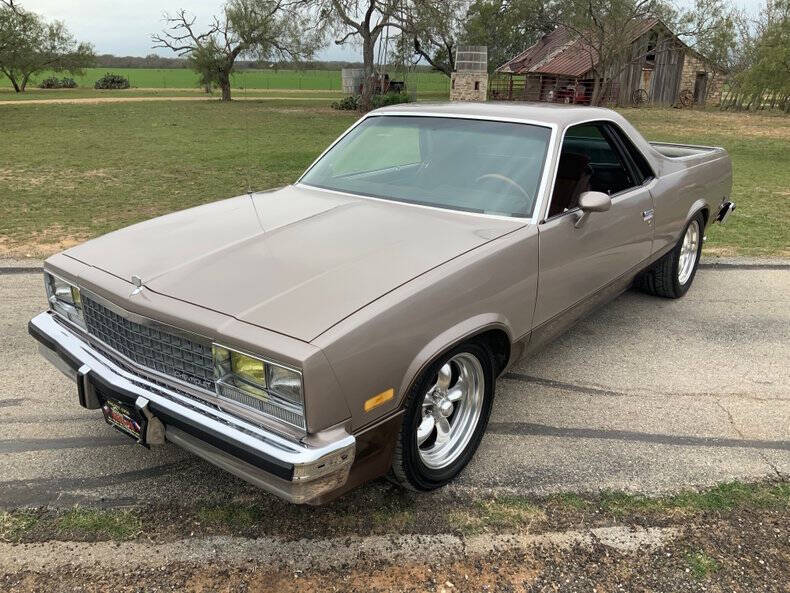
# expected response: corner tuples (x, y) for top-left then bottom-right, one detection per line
(101, 398), (147, 446)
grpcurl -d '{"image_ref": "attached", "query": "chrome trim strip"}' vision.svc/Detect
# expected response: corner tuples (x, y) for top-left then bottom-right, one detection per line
(30, 312), (355, 471)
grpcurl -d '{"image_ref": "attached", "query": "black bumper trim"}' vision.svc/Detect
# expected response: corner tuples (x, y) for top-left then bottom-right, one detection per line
(88, 371), (294, 482)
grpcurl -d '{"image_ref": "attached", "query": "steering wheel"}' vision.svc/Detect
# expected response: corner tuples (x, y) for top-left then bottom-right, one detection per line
(475, 173), (531, 202)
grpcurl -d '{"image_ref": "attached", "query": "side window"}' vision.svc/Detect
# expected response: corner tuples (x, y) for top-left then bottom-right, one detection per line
(547, 123), (636, 218)
(606, 124), (654, 182)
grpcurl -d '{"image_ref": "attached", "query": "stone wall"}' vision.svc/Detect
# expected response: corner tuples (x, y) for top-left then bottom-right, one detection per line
(679, 53), (724, 105)
(450, 72), (488, 102)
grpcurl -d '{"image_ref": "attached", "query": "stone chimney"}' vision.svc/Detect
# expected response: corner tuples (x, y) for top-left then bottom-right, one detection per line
(450, 46), (488, 102)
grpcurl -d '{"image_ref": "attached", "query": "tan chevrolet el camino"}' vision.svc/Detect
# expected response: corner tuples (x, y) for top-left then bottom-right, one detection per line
(30, 103), (735, 503)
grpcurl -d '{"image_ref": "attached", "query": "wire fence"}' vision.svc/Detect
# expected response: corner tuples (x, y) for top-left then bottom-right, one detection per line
(489, 74), (620, 105)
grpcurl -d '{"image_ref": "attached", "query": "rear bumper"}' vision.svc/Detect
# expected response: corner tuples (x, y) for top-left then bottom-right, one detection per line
(716, 200), (735, 224)
(28, 311), (355, 504)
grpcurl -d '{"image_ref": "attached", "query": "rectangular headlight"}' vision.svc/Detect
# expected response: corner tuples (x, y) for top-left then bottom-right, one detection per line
(44, 272), (85, 329)
(212, 344), (305, 430)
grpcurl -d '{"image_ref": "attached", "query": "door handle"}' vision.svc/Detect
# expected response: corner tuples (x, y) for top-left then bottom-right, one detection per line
(642, 209), (654, 223)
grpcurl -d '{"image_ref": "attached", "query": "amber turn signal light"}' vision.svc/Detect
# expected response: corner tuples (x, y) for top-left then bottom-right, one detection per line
(364, 388), (394, 412)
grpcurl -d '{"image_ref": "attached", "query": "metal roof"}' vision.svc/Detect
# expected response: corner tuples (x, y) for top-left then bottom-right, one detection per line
(497, 19), (661, 77)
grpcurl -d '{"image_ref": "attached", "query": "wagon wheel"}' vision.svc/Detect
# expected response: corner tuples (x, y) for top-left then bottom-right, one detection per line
(631, 88), (648, 107)
(679, 89), (694, 108)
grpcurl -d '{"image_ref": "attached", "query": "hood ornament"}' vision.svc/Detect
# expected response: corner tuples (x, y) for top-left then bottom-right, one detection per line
(130, 275), (143, 297)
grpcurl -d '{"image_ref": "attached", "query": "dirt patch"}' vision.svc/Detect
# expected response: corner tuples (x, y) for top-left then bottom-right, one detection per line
(0, 228), (88, 258)
(1, 509), (787, 593)
(0, 167), (118, 189)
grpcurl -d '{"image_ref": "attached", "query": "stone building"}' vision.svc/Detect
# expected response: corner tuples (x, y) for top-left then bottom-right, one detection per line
(679, 52), (724, 105)
(449, 46), (488, 102)
(492, 19), (726, 106)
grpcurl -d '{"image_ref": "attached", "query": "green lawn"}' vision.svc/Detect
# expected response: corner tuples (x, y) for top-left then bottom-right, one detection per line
(0, 100), (356, 253)
(0, 101), (786, 257)
(0, 87), (345, 101)
(0, 67), (451, 93)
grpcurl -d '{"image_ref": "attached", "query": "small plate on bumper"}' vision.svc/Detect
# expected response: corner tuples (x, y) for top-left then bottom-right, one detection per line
(101, 398), (147, 445)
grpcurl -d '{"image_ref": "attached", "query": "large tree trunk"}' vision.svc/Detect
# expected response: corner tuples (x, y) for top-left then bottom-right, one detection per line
(219, 70), (232, 102)
(591, 76), (604, 106)
(20, 72), (31, 92)
(3, 70), (21, 93)
(360, 32), (375, 112)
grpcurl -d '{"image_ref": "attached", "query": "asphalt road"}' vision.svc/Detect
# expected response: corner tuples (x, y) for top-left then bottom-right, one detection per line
(1, 263), (788, 509)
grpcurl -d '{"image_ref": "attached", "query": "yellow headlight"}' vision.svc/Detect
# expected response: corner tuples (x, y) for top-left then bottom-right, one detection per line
(70, 286), (82, 309)
(231, 352), (266, 386)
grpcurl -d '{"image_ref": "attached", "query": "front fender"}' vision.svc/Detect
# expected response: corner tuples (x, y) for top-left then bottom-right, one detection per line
(313, 224), (539, 433)
(395, 315), (515, 408)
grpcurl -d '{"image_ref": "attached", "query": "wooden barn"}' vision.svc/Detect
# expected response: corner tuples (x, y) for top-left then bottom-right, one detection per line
(491, 19), (725, 107)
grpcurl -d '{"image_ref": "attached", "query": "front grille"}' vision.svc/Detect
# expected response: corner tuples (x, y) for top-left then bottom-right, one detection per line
(82, 297), (215, 391)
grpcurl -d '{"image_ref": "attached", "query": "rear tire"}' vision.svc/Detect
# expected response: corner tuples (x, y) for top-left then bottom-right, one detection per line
(637, 212), (704, 299)
(390, 342), (494, 491)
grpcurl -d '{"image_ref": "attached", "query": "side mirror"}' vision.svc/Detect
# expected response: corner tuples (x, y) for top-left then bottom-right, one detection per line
(575, 191), (611, 228)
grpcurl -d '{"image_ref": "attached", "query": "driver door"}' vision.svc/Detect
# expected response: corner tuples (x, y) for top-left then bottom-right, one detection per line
(532, 121), (655, 342)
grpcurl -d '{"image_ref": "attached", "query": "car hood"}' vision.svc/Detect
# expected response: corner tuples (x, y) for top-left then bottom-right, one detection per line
(64, 185), (524, 342)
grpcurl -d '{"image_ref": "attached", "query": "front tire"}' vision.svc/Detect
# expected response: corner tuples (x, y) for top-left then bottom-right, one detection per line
(637, 212), (704, 299)
(390, 342), (494, 491)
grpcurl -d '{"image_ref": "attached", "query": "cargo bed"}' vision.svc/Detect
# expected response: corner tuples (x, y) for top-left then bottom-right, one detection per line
(649, 142), (722, 159)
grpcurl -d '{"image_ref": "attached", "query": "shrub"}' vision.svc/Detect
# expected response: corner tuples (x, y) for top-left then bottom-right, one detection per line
(331, 95), (360, 110)
(39, 76), (61, 89)
(370, 92), (411, 109)
(39, 76), (79, 89)
(94, 73), (130, 90)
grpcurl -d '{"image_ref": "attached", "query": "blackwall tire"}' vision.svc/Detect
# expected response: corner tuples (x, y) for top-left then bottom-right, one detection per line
(636, 212), (704, 299)
(390, 341), (494, 491)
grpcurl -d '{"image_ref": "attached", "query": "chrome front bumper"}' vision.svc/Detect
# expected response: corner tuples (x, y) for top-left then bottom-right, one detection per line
(28, 312), (355, 504)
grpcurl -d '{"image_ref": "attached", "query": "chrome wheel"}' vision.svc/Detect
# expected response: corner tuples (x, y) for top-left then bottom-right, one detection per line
(677, 220), (700, 285)
(417, 352), (485, 470)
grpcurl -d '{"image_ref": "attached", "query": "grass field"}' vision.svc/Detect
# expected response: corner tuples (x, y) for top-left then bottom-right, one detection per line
(0, 97), (787, 257)
(0, 87), (346, 101)
(0, 67), (451, 93)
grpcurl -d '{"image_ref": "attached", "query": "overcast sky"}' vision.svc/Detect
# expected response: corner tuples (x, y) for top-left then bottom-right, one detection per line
(19, 0), (769, 60)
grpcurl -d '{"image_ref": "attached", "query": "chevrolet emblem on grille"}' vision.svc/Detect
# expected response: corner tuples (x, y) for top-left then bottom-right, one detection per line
(130, 275), (143, 297)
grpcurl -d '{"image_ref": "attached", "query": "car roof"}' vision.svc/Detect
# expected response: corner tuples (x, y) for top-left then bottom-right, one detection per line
(371, 101), (622, 128)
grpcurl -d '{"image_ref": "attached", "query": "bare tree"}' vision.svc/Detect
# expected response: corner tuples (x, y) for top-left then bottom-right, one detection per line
(316, 0), (401, 110)
(462, 0), (554, 74)
(396, 0), (468, 77)
(153, 0), (321, 101)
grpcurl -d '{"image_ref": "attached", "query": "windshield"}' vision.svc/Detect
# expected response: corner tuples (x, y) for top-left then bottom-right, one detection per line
(300, 115), (552, 217)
